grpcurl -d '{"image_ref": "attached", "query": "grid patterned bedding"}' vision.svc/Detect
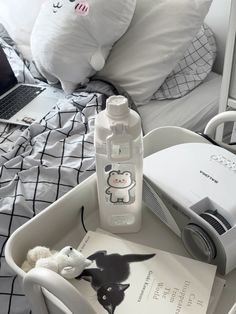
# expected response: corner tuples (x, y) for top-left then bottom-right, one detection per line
(0, 91), (105, 313)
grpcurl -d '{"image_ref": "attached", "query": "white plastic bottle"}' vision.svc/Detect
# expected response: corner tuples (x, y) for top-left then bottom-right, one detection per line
(95, 95), (143, 233)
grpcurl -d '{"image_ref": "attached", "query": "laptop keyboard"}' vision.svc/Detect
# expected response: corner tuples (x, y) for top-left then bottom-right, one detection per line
(0, 85), (46, 119)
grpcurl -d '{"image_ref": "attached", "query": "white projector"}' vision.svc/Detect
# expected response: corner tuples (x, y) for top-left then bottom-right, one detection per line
(143, 142), (236, 274)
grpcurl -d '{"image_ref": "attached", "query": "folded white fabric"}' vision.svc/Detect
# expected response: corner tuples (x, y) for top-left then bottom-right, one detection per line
(0, 35), (35, 84)
(30, 0), (136, 94)
(98, 0), (213, 105)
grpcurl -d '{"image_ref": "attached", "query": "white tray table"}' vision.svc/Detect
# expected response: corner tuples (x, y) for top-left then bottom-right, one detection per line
(5, 126), (236, 314)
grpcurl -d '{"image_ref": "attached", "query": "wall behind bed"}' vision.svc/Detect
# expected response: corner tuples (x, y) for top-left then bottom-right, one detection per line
(205, 0), (231, 74)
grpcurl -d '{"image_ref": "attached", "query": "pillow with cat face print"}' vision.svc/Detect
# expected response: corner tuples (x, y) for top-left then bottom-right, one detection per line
(30, 0), (136, 94)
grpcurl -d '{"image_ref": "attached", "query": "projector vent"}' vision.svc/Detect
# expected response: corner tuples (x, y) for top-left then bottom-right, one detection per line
(143, 179), (168, 225)
(200, 210), (231, 235)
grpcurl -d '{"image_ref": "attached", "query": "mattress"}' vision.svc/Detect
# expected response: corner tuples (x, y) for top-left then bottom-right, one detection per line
(138, 72), (222, 135)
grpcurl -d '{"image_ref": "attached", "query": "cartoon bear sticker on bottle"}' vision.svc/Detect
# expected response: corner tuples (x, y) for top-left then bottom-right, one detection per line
(105, 170), (136, 204)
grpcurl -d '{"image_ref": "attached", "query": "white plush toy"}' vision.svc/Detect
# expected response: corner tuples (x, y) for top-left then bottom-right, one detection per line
(31, 0), (136, 94)
(21, 246), (55, 273)
(21, 245), (92, 279)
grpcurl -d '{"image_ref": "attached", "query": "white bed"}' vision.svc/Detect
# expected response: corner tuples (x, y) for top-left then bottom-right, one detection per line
(0, 0), (231, 136)
(0, 0), (232, 313)
(139, 72), (222, 134)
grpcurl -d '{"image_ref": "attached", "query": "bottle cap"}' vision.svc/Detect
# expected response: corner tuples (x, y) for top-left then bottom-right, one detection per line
(95, 95), (142, 142)
(106, 95), (129, 119)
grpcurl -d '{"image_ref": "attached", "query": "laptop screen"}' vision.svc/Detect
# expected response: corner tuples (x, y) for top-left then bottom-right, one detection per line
(0, 45), (18, 96)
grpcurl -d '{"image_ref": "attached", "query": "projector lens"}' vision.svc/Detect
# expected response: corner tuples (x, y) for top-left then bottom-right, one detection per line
(182, 224), (216, 263)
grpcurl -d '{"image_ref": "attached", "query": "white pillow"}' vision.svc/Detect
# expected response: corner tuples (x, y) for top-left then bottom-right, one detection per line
(0, 0), (45, 60)
(31, 0), (136, 94)
(153, 24), (217, 100)
(98, 0), (213, 105)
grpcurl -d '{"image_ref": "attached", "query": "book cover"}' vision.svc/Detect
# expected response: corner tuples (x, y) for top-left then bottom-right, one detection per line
(72, 231), (217, 314)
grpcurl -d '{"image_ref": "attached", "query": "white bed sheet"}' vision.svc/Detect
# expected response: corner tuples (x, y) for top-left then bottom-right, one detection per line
(138, 72), (222, 135)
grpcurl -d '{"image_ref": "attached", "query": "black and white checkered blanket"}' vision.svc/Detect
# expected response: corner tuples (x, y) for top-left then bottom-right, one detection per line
(0, 90), (106, 313)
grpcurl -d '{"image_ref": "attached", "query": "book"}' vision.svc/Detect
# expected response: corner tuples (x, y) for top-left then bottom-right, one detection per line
(94, 228), (225, 314)
(72, 231), (217, 314)
(95, 228), (225, 314)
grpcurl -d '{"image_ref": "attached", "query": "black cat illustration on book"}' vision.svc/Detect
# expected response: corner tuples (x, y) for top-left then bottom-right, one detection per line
(77, 250), (155, 314)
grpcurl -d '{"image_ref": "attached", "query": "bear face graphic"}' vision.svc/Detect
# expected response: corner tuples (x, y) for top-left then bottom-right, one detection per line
(106, 171), (135, 203)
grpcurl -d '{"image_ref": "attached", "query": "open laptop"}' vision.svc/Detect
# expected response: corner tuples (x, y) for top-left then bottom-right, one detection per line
(0, 45), (63, 126)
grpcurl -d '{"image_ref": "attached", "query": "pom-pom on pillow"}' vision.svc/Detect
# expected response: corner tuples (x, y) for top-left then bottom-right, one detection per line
(31, 0), (136, 94)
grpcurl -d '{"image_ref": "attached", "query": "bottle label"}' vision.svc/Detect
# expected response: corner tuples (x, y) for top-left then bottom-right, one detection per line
(110, 141), (130, 160)
(104, 164), (136, 205)
(107, 133), (132, 162)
